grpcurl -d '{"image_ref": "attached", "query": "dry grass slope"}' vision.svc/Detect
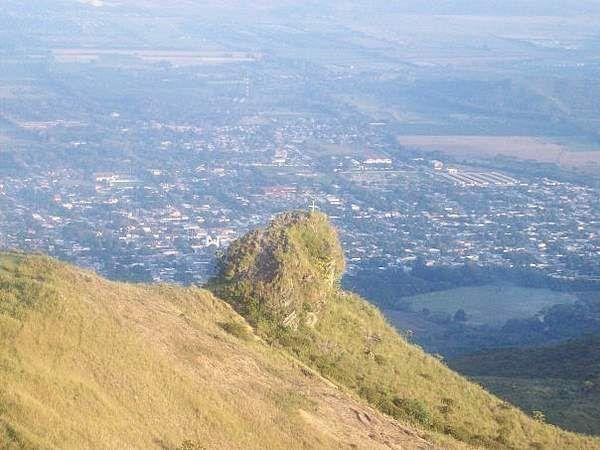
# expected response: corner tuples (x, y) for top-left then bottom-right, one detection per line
(0, 253), (441, 450)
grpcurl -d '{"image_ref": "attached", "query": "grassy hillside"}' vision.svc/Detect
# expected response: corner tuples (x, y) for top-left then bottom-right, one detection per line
(2, 212), (600, 449)
(210, 211), (600, 450)
(0, 253), (439, 450)
(450, 336), (600, 435)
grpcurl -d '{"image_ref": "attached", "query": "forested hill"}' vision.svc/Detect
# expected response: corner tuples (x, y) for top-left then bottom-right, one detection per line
(451, 335), (600, 380)
(450, 335), (600, 435)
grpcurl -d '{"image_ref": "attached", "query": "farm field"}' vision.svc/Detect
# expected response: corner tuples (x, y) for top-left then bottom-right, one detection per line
(51, 49), (262, 66)
(400, 284), (577, 326)
(397, 135), (600, 168)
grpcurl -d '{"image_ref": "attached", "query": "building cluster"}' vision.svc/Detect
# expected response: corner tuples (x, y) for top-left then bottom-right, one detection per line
(1, 117), (598, 285)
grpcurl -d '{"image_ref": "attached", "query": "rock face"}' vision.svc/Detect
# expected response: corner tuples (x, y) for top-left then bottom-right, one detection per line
(212, 211), (345, 328)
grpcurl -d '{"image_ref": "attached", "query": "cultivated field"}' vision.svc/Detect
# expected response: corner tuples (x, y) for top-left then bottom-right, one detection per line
(52, 49), (262, 66)
(401, 284), (577, 326)
(397, 135), (600, 167)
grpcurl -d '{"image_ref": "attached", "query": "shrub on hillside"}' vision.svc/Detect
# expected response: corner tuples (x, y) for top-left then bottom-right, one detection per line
(393, 397), (432, 427)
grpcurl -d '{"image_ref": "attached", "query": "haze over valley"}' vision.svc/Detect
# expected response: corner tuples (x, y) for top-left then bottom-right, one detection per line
(1, 1), (600, 446)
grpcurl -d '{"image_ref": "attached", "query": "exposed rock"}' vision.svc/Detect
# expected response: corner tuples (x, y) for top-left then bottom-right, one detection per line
(211, 211), (345, 328)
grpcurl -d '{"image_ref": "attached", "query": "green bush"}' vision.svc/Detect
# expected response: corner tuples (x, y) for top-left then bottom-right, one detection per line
(393, 397), (432, 427)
